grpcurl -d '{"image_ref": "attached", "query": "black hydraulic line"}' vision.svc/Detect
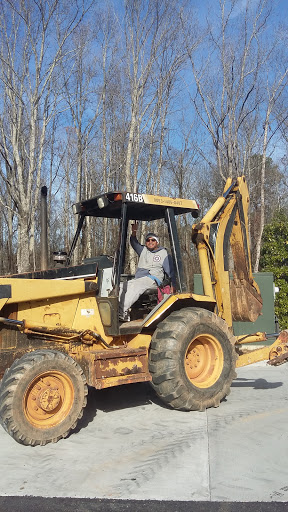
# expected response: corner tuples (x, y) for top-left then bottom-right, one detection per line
(113, 202), (128, 295)
(223, 179), (238, 199)
(236, 192), (250, 270)
(165, 207), (186, 293)
(91, 331), (120, 349)
(0, 316), (122, 349)
(211, 180), (237, 225)
(223, 203), (237, 271)
(66, 214), (85, 266)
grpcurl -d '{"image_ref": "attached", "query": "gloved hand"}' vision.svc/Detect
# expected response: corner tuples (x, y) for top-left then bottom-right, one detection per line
(131, 221), (139, 236)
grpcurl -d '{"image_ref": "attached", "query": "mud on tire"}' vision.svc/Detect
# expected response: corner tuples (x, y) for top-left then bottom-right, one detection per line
(0, 350), (88, 446)
(148, 307), (237, 411)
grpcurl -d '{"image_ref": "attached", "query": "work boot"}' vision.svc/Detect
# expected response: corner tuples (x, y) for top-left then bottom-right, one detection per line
(119, 311), (130, 322)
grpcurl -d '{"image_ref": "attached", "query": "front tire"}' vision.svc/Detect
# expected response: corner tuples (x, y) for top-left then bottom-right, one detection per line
(148, 308), (237, 411)
(0, 350), (88, 446)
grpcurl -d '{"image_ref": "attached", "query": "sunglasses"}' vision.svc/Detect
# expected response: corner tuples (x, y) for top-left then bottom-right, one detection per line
(146, 238), (157, 242)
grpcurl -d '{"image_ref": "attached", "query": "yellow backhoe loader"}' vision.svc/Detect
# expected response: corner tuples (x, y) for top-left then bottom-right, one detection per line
(0, 176), (287, 446)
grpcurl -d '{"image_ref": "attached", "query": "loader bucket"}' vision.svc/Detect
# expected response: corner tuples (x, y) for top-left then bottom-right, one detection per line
(230, 276), (263, 322)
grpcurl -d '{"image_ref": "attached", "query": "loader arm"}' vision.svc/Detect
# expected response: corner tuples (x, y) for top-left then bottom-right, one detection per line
(192, 176), (263, 327)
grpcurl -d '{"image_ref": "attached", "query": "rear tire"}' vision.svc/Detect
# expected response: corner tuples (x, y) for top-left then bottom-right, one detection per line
(148, 307), (237, 411)
(0, 350), (88, 446)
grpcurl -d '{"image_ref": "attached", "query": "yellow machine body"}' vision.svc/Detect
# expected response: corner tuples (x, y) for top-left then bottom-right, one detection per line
(0, 178), (283, 390)
(0, 179), (286, 447)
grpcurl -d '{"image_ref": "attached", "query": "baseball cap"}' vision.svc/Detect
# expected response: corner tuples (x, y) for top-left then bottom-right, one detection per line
(145, 233), (159, 243)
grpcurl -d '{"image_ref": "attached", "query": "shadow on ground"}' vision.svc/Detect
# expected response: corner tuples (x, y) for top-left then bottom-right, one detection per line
(71, 374), (283, 438)
(231, 377), (283, 389)
(71, 382), (158, 436)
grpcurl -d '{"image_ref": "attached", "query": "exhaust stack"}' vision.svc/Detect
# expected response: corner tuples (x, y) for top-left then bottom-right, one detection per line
(40, 186), (48, 270)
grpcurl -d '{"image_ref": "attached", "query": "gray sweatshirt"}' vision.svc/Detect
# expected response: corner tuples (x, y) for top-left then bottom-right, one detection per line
(130, 236), (176, 288)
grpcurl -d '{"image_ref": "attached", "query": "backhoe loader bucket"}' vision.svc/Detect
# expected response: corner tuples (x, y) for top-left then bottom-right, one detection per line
(230, 275), (263, 322)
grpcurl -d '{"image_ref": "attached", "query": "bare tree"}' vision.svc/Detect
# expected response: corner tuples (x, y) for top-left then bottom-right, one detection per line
(0, 0), (92, 272)
(183, 0), (271, 180)
(97, 6), (122, 253)
(124, 0), (184, 191)
(181, 0), (288, 271)
(253, 66), (288, 271)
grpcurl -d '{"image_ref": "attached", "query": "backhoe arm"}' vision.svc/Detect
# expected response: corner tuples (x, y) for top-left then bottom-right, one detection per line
(192, 176), (263, 327)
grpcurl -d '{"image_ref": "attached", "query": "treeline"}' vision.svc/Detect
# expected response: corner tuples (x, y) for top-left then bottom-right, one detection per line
(0, 0), (287, 286)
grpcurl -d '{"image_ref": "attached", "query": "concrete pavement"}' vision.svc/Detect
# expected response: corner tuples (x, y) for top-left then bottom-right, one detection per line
(1, 361), (288, 502)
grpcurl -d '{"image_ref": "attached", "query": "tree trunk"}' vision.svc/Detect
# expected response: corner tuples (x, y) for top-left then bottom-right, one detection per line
(253, 120), (269, 272)
(17, 214), (31, 273)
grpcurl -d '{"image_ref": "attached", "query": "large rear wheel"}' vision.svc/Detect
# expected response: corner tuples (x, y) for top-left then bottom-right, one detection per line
(0, 350), (88, 446)
(148, 307), (237, 411)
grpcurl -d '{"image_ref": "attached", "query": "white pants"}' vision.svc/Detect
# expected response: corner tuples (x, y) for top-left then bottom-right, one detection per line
(119, 276), (157, 316)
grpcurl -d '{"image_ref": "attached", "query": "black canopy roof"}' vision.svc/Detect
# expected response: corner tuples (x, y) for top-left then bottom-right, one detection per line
(73, 191), (199, 221)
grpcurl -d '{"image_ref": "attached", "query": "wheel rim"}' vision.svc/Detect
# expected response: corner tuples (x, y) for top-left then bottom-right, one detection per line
(24, 371), (74, 429)
(185, 334), (224, 388)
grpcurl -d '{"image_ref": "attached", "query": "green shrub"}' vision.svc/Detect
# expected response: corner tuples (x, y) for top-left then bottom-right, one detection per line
(260, 211), (288, 329)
